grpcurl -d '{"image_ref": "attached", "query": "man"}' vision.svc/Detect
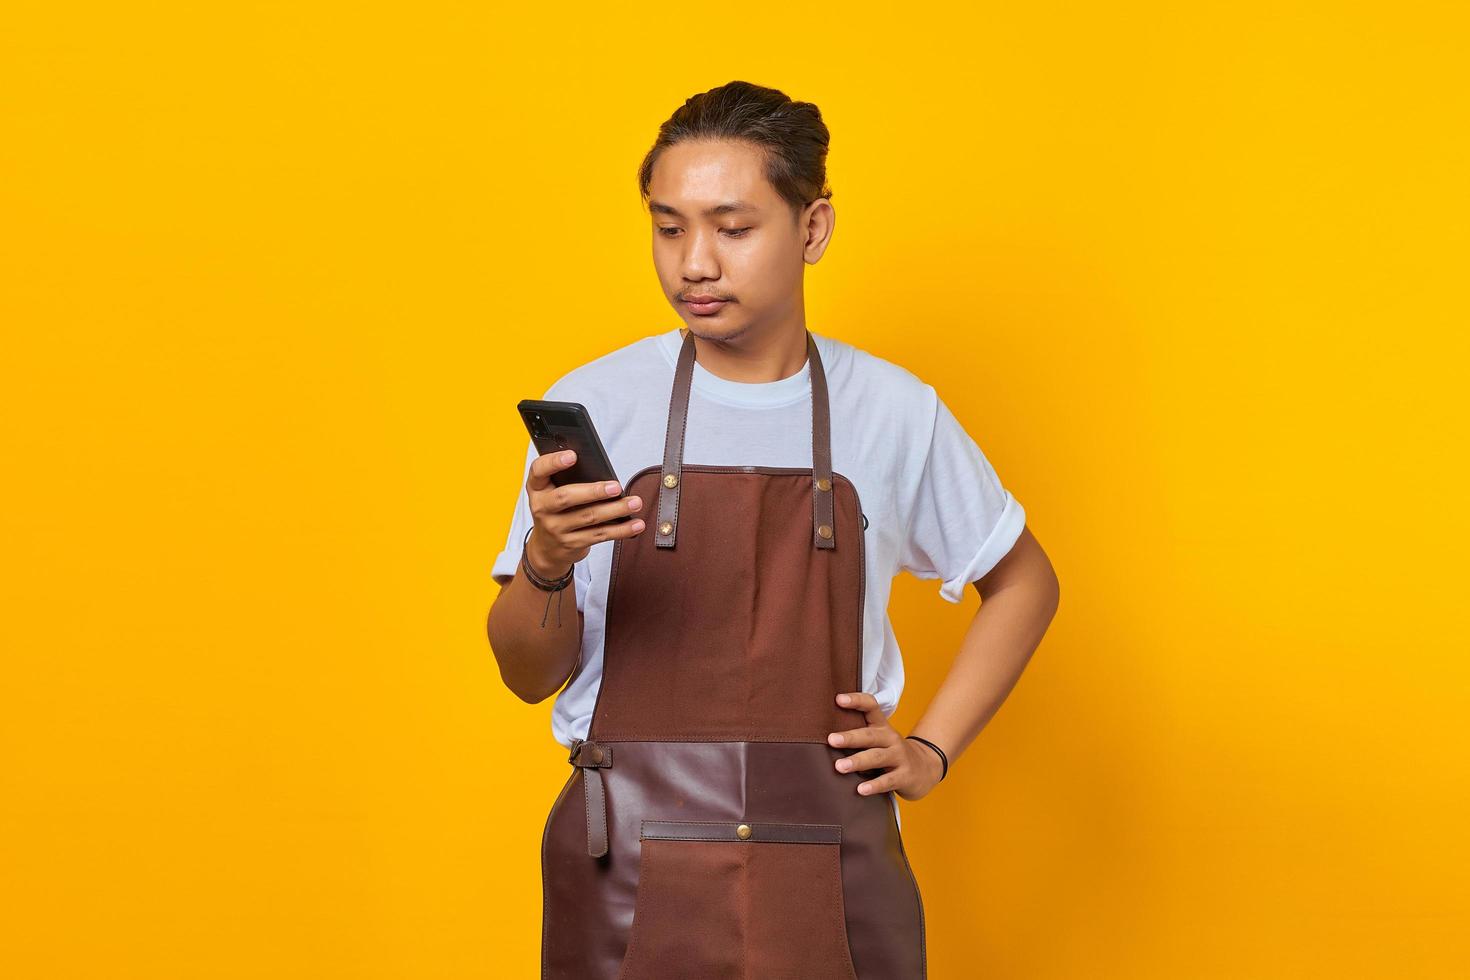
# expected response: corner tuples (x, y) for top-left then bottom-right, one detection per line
(487, 80), (1059, 980)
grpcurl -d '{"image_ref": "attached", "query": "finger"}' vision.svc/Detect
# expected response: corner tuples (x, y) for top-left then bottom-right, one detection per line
(527, 449), (579, 492)
(827, 725), (896, 750)
(835, 691), (887, 727)
(553, 494), (643, 532)
(559, 514), (647, 548)
(857, 770), (900, 796)
(533, 477), (628, 517)
(833, 744), (902, 774)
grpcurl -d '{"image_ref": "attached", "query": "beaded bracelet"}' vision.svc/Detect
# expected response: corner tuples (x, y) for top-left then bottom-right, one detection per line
(905, 734), (949, 782)
(520, 526), (574, 628)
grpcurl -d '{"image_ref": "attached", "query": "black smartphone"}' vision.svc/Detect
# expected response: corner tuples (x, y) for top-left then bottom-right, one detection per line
(517, 399), (623, 491)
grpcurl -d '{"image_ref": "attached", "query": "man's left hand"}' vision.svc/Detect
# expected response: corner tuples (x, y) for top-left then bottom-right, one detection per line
(827, 691), (944, 801)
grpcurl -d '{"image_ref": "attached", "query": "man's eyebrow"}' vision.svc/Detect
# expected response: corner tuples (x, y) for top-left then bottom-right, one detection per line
(649, 200), (759, 218)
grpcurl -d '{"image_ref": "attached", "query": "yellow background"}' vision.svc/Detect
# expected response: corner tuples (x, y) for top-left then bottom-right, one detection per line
(3, 3), (1466, 977)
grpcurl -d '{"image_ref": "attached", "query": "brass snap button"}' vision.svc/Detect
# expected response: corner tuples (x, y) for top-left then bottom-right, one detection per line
(814, 477), (831, 492)
(658, 521), (674, 535)
(736, 823), (753, 840)
(817, 524), (833, 539)
(662, 473), (678, 488)
(590, 746), (604, 764)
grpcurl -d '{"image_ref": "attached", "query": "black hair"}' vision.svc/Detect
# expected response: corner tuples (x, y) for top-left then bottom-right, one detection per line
(638, 80), (833, 217)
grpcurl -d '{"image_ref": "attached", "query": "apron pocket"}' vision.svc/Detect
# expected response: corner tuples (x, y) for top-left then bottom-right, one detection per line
(615, 819), (859, 980)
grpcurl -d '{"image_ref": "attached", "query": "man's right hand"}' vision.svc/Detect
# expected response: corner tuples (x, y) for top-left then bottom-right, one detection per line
(524, 449), (645, 578)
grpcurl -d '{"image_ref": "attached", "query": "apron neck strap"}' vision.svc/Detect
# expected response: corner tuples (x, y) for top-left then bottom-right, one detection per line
(654, 328), (836, 551)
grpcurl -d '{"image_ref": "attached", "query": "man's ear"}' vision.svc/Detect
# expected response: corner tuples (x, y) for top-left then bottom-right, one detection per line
(802, 198), (835, 263)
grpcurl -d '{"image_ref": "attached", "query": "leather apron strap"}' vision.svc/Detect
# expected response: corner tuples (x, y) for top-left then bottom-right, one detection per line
(654, 329), (836, 551)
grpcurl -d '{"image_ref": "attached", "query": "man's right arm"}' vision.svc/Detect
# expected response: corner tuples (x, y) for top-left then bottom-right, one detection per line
(486, 449), (646, 703)
(488, 541), (585, 704)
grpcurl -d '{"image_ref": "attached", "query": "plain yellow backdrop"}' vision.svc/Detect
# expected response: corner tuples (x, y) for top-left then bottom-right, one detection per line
(2, 2), (1466, 977)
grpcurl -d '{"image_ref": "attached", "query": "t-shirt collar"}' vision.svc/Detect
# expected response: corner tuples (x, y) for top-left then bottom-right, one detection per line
(655, 327), (813, 409)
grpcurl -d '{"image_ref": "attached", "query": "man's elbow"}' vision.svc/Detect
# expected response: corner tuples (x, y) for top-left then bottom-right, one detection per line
(489, 645), (562, 704)
(508, 674), (557, 705)
(485, 606), (559, 704)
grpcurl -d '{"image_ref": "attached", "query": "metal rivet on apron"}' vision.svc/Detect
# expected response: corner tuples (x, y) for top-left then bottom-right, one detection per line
(817, 524), (833, 539)
(663, 473), (679, 488)
(590, 746), (605, 764)
(814, 477), (831, 492)
(658, 521), (673, 536)
(736, 823), (753, 840)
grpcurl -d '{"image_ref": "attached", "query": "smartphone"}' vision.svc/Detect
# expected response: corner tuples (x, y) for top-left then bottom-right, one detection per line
(517, 399), (623, 492)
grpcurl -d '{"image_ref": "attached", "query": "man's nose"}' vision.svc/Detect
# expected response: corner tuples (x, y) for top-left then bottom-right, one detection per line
(679, 228), (720, 281)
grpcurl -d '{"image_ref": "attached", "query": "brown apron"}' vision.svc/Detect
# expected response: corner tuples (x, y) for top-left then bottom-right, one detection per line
(541, 328), (928, 979)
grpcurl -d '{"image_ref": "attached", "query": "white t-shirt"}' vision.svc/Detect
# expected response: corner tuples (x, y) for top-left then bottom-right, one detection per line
(492, 327), (1026, 751)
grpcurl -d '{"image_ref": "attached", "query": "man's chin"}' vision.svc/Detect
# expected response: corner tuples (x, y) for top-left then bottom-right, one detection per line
(682, 318), (750, 344)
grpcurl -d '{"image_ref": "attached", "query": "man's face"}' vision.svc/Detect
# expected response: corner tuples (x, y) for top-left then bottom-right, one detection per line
(647, 139), (829, 344)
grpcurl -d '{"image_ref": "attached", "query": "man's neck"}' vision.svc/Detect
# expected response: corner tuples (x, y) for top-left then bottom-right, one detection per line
(679, 322), (810, 384)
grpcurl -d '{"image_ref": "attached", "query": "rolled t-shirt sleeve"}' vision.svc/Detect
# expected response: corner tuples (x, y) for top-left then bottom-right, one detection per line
(898, 390), (1026, 603)
(490, 437), (589, 612)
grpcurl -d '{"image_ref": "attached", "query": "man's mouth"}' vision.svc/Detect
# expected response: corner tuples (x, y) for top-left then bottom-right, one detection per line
(682, 295), (732, 315)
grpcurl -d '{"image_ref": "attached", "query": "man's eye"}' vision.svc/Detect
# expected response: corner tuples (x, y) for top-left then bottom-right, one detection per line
(656, 227), (749, 238)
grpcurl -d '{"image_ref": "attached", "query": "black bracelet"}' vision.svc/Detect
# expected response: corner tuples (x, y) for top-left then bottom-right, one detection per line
(519, 527), (574, 628)
(905, 735), (949, 781)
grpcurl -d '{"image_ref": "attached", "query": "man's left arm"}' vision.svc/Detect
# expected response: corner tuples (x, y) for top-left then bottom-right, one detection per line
(827, 524), (1060, 800)
(829, 383), (1059, 798)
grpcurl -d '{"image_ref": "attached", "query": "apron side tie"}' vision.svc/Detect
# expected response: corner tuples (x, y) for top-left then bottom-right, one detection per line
(567, 738), (612, 858)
